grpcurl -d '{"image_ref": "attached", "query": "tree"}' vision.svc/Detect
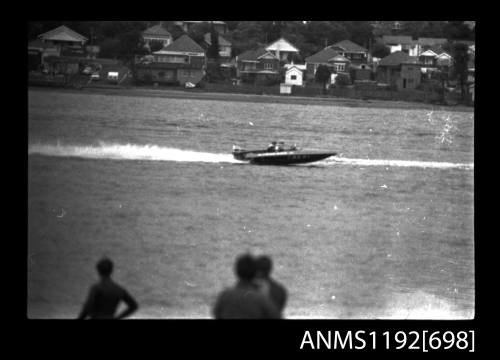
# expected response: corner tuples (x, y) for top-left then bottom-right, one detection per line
(149, 40), (164, 53)
(450, 42), (470, 102)
(315, 64), (331, 93)
(372, 41), (391, 59)
(340, 21), (373, 49)
(434, 70), (449, 103)
(207, 24), (220, 60)
(335, 73), (350, 87)
(444, 21), (474, 40)
(188, 22), (212, 45)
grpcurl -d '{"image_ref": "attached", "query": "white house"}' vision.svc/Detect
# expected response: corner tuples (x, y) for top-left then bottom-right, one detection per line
(285, 65), (305, 86)
(265, 37), (300, 62)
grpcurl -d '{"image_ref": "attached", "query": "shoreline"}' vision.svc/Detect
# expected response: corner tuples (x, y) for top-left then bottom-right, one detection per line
(29, 85), (474, 112)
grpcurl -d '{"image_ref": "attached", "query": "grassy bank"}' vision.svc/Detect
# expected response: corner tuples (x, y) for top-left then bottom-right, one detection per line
(28, 84), (474, 112)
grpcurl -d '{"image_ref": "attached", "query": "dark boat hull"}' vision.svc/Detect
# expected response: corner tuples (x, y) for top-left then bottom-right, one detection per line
(233, 149), (337, 165)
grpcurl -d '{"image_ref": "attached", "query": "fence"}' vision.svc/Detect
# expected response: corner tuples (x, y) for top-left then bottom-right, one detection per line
(204, 82), (280, 95)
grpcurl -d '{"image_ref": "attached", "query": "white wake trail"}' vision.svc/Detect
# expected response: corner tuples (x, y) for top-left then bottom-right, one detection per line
(326, 157), (473, 170)
(28, 143), (240, 163)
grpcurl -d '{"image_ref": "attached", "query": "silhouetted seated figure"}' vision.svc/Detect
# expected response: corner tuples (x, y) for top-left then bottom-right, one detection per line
(78, 257), (138, 319)
(213, 253), (280, 319)
(255, 255), (288, 317)
(267, 141), (278, 152)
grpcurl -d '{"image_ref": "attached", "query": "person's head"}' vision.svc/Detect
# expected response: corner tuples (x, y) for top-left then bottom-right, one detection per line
(234, 253), (257, 282)
(255, 255), (273, 278)
(96, 257), (114, 278)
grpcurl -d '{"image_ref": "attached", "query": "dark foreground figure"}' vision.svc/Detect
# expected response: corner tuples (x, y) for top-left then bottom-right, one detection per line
(255, 255), (288, 316)
(213, 254), (280, 319)
(78, 258), (138, 319)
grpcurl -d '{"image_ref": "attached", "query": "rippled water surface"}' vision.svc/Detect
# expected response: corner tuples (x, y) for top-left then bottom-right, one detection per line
(28, 89), (474, 318)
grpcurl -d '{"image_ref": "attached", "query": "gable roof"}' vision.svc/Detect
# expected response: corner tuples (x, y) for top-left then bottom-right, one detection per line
(378, 51), (419, 66)
(331, 39), (367, 53)
(157, 34), (205, 54)
(420, 49), (439, 57)
(436, 52), (452, 60)
(265, 37), (299, 53)
(238, 47), (277, 61)
(203, 33), (232, 46)
(38, 25), (87, 43)
(381, 35), (414, 45)
(305, 47), (339, 63)
(284, 63), (306, 70)
(329, 54), (350, 62)
(143, 24), (172, 37)
(286, 66), (304, 73)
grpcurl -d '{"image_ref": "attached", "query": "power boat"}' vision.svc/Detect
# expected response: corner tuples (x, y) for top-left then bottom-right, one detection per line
(232, 142), (337, 165)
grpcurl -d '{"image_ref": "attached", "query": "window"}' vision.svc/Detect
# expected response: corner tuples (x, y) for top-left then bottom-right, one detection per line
(291, 75), (297, 80)
(335, 63), (345, 72)
(264, 62), (273, 70)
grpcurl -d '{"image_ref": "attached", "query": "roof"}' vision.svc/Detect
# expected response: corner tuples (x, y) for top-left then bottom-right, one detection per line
(436, 52), (452, 59)
(265, 37), (299, 53)
(143, 24), (172, 37)
(329, 54), (350, 62)
(381, 35), (414, 45)
(417, 37), (447, 46)
(203, 33), (232, 46)
(420, 49), (439, 57)
(179, 21), (227, 26)
(284, 63), (306, 70)
(305, 47), (340, 63)
(330, 39), (367, 53)
(158, 34), (205, 53)
(38, 25), (87, 43)
(378, 51), (419, 66)
(238, 47), (277, 61)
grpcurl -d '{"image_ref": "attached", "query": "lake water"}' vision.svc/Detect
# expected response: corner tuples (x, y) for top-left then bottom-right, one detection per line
(28, 89), (474, 319)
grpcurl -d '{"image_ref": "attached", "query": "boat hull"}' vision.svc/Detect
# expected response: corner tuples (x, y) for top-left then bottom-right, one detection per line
(232, 149), (337, 165)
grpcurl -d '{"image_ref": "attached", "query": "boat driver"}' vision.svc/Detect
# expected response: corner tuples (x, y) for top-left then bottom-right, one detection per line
(267, 141), (278, 152)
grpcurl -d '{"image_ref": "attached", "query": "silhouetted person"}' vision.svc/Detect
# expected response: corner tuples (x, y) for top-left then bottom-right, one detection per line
(213, 253), (280, 319)
(255, 255), (288, 316)
(78, 257), (138, 319)
(267, 141), (278, 152)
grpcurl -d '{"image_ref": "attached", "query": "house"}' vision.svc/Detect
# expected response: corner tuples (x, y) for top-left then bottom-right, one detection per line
(203, 33), (232, 61)
(328, 40), (368, 65)
(265, 37), (300, 63)
(236, 47), (280, 84)
(142, 24), (173, 49)
(376, 51), (422, 90)
(305, 47), (350, 81)
(175, 21), (228, 34)
(416, 38), (447, 56)
(435, 52), (452, 68)
(135, 34), (206, 86)
(28, 39), (61, 71)
(381, 35), (418, 56)
(37, 25), (88, 57)
(284, 64), (306, 86)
